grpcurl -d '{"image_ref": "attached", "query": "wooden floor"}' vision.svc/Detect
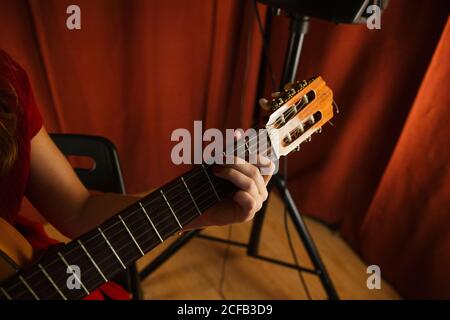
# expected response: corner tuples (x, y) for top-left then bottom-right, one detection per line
(135, 192), (401, 300)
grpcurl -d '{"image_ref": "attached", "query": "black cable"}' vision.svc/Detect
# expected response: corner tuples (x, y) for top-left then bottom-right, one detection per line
(254, 0), (312, 300)
(283, 160), (312, 299)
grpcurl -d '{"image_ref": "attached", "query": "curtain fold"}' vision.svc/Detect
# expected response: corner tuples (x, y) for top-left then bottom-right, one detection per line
(0, 0), (448, 298)
(360, 18), (450, 299)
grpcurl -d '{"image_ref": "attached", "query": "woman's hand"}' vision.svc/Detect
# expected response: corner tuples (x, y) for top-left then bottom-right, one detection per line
(185, 155), (275, 229)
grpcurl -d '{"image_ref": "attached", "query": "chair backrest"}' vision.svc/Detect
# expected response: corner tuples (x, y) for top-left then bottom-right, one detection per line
(50, 134), (126, 194)
(50, 133), (141, 300)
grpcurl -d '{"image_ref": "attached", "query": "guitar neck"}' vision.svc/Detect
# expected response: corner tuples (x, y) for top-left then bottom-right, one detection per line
(1, 164), (235, 300)
(1, 76), (336, 300)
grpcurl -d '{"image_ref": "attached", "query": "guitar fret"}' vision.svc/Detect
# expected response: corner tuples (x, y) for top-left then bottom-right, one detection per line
(160, 190), (183, 229)
(119, 215), (145, 256)
(58, 252), (90, 295)
(77, 240), (108, 282)
(181, 176), (202, 215)
(0, 163), (235, 300)
(244, 139), (251, 162)
(139, 202), (164, 243)
(97, 227), (126, 269)
(19, 275), (39, 300)
(202, 164), (221, 201)
(0, 287), (11, 300)
(38, 264), (67, 300)
(0, 134), (275, 300)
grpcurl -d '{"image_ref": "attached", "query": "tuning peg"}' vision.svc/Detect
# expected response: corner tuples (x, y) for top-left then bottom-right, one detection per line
(316, 127), (322, 134)
(271, 7), (282, 16)
(332, 100), (340, 114)
(295, 145), (301, 152)
(283, 82), (294, 91)
(271, 91), (281, 98)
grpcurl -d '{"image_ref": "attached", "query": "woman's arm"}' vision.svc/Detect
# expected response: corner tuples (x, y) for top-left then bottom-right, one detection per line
(26, 127), (273, 239)
(26, 128), (141, 238)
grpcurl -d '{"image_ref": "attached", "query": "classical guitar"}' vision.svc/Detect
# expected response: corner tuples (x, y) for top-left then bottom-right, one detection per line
(0, 76), (335, 300)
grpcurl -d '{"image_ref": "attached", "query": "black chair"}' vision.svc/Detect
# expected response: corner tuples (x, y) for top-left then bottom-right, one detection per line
(50, 133), (142, 300)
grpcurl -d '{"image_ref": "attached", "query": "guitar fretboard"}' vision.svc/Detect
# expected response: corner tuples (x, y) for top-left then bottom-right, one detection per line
(0, 131), (275, 300)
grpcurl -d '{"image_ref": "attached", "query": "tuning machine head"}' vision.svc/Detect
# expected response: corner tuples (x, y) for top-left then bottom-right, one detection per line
(264, 76), (335, 158)
(264, 78), (317, 112)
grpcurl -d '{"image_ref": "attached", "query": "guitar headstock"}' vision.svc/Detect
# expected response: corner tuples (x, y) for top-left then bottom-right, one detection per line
(265, 76), (336, 158)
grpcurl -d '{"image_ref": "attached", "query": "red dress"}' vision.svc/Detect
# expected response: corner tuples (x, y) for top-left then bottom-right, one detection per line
(0, 50), (130, 300)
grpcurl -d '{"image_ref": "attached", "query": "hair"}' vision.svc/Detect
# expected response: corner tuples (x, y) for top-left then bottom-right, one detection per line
(0, 76), (19, 177)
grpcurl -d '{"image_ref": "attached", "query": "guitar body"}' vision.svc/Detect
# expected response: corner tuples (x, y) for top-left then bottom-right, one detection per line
(0, 218), (34, 283)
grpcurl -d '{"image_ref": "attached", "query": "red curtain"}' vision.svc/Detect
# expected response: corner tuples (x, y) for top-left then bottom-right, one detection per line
(0, 0), (448, 298)
(1, 0), (265, 187)
(268, 2), (449, 234)
(263, 1), (450, 299)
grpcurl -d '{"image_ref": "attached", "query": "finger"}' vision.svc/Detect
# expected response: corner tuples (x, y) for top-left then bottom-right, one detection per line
(223, 154), (246, 165)
(256, 155), (275, 185)
(213, 166), (262, 203)
(233, 191), (262, 218)
(222, 155), (273, 192)
(220, 158), (268, 200)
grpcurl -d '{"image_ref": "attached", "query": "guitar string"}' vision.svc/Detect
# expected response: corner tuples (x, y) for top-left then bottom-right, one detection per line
(8, 105), (304, 291)
(8, 138), (277, 299)
(265, 93), (311, 128)
(3, 134), (278, 298)
(4, 98), (317, 298)
(3, 163), (229, 298)
(1, 169), (247, 298)
(60, 188), (237, 301)
(10, 188), (222, 299)
(7, 111), (319, 299)
(8, 133), (278, 299)
(8, 175), (225, 299)
(10, 173), (255, 300)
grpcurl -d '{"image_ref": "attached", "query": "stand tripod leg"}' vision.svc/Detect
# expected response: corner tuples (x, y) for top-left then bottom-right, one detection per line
(247, 174), (339, 299)
(273, 176), (339, 300)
